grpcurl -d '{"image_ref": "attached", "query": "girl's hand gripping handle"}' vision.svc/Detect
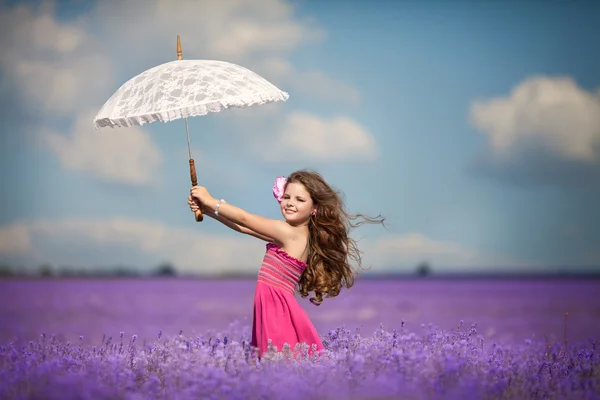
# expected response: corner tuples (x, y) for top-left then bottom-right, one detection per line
(189, 159), (203, 222)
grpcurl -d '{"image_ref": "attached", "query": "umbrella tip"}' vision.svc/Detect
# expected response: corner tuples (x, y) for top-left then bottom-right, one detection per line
(177, 35), (182, 60)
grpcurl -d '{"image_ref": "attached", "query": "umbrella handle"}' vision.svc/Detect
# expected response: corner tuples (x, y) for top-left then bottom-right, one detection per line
(189, 159), (203, 222)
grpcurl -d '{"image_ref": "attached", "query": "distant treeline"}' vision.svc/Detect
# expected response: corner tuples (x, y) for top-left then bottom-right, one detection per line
(1, 261), (598, 280)
(0, 262), (178, 278)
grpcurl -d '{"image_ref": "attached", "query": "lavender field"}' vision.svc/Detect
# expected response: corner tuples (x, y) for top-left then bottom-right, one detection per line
(1, 278), (599, 399)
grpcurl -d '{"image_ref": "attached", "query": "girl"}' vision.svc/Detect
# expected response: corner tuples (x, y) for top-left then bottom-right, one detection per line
(188, 170), (384, 358)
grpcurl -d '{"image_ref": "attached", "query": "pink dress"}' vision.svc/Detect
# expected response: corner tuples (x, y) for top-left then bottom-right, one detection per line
(251, 243), (325, 358)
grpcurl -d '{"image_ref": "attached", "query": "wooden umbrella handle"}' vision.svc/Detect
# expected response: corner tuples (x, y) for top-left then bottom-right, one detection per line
(189, 159), (203, 222)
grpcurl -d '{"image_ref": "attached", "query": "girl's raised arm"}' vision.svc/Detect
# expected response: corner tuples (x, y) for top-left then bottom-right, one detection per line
(191, 187), (294, 246)
(188, 196), (273, 242)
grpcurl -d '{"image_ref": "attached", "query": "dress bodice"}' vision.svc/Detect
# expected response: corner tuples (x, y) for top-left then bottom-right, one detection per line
(257, 243), (307, 294)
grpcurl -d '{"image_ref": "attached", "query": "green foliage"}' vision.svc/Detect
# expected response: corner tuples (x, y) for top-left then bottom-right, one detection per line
(154, 262), (177, 277)
(0, 262), (178, 278)
(38, 264), (53, 277)
(0, 265), (13, 277)
(416, 261), (431, 277)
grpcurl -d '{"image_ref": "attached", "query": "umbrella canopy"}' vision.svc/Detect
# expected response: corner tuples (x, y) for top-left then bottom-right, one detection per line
(93, 36), (289, 223)
(94, 59), (288, 129)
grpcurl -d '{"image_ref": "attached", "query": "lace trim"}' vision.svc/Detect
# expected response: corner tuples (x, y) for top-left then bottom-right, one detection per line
(94, 90), (289, 129)
(266, 243), (307, 268)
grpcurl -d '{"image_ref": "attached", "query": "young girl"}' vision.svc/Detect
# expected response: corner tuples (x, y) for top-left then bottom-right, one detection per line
(188, 170), (384, 358)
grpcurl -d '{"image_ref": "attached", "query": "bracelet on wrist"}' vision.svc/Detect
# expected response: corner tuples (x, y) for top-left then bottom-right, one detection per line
(215, 199), (226, 216)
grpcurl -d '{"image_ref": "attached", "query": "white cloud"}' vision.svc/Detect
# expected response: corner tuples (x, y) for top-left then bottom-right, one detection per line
(42, 110), (163, 186)
(262, 111), (378, 162)
(31, 13), (84, 53)
(0, 218), (529, 274)
(15, 55), (114, 116)
(93, 0), (324, 63)
(0, 4), (114, 116)
(469, 76), (600, 164)
(0, 217), (268, 274)
(360, 233), (531, 272)
(0, 3), (86, 60)
(0, 223), (32, 254)
(209, 18), (312, 59)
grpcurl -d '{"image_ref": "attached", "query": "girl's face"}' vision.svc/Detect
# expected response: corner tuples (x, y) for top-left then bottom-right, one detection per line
(280, 181), (316, 225)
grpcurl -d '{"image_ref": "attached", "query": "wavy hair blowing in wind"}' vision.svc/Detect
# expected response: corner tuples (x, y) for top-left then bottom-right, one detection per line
(286, 170), (385, 306)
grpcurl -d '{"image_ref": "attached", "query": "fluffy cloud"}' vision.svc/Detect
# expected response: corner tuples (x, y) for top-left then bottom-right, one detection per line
(470, 76), (600, 163)
(361, 233), (530, 272)
(217, 106), (377, 162)
(468, 76), (600, 185)
(0, 217), (265, 274)
(0, 218), (527, 274)
(15, 55), (114, 116)
(0, 4), (113, 116)
(0, 223), (31, 254)
(41, 111), (163, 186)
(252, 111), (378, 162)
(93, 0), (324, 63)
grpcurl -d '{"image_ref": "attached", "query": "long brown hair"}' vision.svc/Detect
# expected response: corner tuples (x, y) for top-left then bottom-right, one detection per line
(286, 170), (385, 306)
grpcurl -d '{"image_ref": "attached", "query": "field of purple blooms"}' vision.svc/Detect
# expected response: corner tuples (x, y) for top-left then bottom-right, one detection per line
(1, 278), (599, 399)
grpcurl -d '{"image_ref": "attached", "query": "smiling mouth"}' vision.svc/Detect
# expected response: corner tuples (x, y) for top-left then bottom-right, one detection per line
(285, 209), (295, 213)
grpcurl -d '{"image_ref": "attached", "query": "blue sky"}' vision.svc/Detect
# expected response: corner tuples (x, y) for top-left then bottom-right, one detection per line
(1, 0), (599, 275)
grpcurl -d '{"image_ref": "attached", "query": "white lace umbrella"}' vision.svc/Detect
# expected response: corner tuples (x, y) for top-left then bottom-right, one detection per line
(94, 36), (288, 222)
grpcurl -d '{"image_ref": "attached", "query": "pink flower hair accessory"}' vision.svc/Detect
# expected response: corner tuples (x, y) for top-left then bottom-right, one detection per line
(272, 176), (287, 203)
